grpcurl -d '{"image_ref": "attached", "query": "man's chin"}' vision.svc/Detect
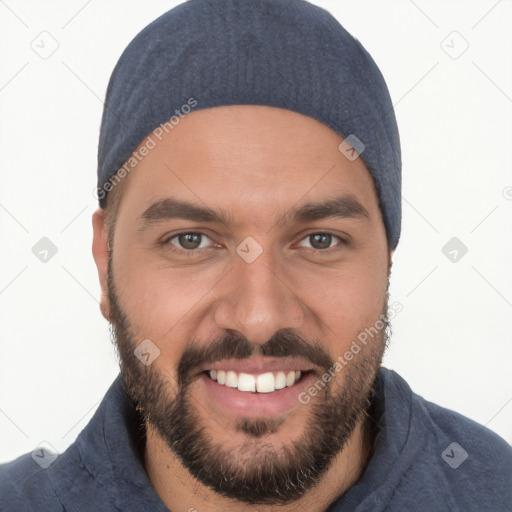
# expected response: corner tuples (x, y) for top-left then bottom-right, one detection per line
(190, 413), (303, 452)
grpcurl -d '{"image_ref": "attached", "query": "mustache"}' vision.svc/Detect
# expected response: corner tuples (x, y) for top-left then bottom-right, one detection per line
(177, 328), (333, 387)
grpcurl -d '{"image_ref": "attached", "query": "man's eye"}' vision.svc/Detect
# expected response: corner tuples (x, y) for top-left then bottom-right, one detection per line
(297, 233), (343, 250)
(163, 232), (345, 253)
(167, 232), (213, 250)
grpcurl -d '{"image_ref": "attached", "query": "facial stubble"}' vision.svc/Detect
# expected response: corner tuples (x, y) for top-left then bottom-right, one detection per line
(107, 253), (389, 505)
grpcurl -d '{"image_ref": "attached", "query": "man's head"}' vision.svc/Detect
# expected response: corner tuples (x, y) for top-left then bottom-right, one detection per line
(93, 104), (392, 504)
(91, 0), (400, 506)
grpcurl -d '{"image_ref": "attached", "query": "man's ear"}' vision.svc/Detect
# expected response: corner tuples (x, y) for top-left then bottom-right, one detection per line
(92, 208), (111, 321)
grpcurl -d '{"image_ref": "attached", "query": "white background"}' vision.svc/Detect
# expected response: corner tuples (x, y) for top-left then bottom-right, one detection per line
(0, 0), (511, 463)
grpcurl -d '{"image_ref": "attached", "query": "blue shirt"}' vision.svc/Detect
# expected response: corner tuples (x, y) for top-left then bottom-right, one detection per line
(1, 368), (511, 511)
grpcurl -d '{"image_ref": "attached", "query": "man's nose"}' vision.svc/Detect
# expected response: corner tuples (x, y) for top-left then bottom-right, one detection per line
(213, 247), (305, 345)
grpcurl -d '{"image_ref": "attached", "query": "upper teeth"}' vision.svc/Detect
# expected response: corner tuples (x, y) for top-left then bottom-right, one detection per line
(209, 370), (302, 393)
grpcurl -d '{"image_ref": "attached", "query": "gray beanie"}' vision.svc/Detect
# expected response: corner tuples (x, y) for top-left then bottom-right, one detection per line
(96, 0), (402, 248)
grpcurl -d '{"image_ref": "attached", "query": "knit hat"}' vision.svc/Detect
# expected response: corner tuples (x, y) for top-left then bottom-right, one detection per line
(96, 0), (401, 248)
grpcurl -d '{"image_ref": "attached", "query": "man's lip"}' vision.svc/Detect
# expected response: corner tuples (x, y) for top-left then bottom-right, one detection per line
(197, 357), (315, 375)
(199, 372), (316, 417)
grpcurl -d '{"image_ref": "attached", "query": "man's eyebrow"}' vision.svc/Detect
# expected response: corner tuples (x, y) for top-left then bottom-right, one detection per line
(286, 195), (370, 223)
(138, 198), (234, 228)
(137, 194), (369, 230)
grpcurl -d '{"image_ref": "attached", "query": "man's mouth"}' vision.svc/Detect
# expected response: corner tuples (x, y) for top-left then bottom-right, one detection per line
(204, 369), (305, 393)
(194, 357), (317, 417)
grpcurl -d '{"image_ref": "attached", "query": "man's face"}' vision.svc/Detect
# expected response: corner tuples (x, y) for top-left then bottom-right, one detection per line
(97, 105), (391, 505)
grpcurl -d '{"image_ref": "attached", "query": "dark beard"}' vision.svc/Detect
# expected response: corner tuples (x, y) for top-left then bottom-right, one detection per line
(107, 255), (388, 505)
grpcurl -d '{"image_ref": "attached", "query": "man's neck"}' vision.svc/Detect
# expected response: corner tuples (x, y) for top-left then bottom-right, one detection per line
(143, 415), (374, 512)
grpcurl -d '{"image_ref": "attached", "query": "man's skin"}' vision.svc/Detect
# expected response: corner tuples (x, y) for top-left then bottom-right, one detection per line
(92, 105), (392, 511)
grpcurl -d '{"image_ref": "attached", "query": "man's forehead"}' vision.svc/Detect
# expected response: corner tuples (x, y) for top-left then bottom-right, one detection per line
(111, 106), (380, 221)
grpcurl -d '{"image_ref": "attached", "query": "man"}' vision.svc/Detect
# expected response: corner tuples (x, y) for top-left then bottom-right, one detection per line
(1, 0), (511, 510)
